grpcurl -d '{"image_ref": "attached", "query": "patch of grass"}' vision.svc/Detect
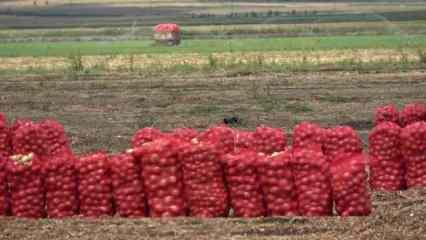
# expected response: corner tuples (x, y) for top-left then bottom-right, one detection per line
(317, 95), (355, 103)
(417, 48), (426, 63)
(1, 35), (426, 57)
(284, 102), (313, 113)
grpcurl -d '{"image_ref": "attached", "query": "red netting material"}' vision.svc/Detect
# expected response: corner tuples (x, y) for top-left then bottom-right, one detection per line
(109, 152), (146, 217)
(44, 153), (78, 218)
(323, 126), (363, 163)
(293, 122), (325, 151)
(7, 154), (45, 218)
(374, 104), (400, 126)
(131, 127), (164, 148)
(253, 126), (287, 154)
(399, 103), (426, 127)
(136, 137), (187, 217)
(258, 150), (299, 216)
(369, 122), (405, 191)
(292, 149), (332, 216)
(77, 152), (113, 217)
(198, 125), (235, 154)
(401, 121), (426, 188)
(330, 153), (372, 216)
(0, 155), (8, 216)
(222, 149), (266, 217)
(180, 139), (228, 217)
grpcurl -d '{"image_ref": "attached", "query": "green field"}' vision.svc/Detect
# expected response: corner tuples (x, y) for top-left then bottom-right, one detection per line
(2, 20), (426, 42)
(1, 34), (425, 57)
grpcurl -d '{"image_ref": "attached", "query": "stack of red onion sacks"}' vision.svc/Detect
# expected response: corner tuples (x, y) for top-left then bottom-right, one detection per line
(222, 149), (266, 218)
(109, 152), (146, 217)
(401, 122), (426, 188)
(38, 119), (72, 156)
(399, 103), (426, 127)
(323, 126), (363, 163)
(134, 137), (187, 217)
(154, 23), (180, 33)
(374, 104), (400, 126)
(44, 153), (78, 218)
(330, 153), (371, 216)
(368, 122), (405, 191)
(292, 122), (325, 151)
(292, 149), (332, 216)
(0, 113), (11, 157)
(131, 127), (164, 148)
(76, 152), (113, 217)
(257, 150), (299, 216)
(235, 130), (255, 149)
(7, 153), (45, 218)
(0, 154), (8, 216)
(179, 139), (228, 217)
(170, 128), (198, 142)
(252, 126), (287, 154)
(198, 125), (235, 154)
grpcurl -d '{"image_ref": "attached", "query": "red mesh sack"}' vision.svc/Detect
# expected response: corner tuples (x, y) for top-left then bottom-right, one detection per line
(154, 23), (180, 33)
(253, 126), (287, 154)
(0, 154), (8, 216)
(134, 137), (187, 217)
(323, 126), (363, 162)
(38, 119), (72, 156)
(11, 121), (46, 157)
(179, 139), (228, 217)
(399, 103), (426, 127)
(374, 104), (400, 126)
(109, 152), (146, 217)
(44, 153), (78, 218)
(7, 153), (45, 218)
(76, 152), (113, 217)
(330, 153), (371, 216)
(198, 125), (235, 154)
(257, 150), (298, 216)
(235, 130), (255, 149)
(222, 149), (265, 218)
(131, 127), (164, 148)
(10, 119), (32, 133)
(368, 122), (405, 191)
(169, 128), (198, 142)
(401, 121), (426, 188)
(292, 149), (332, 216)
(0, 113), (11, 157)
(293, 122), (325, 151)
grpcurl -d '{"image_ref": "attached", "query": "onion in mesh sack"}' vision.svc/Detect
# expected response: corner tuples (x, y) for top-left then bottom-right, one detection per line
(369, 122), (405, 191)
(222, 149), (266, 218)
(330, 153), (372, 216)
(179, 138), (228, 217)
(257, 150), (299, 216)
(7, 153), (45, 218)
(76, 151), (113, 217)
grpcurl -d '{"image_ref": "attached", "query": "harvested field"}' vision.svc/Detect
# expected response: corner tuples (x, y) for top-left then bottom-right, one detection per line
(1, 70), (425, 153)
(0, 189), (425, 239)
(0, 48), (422, 72)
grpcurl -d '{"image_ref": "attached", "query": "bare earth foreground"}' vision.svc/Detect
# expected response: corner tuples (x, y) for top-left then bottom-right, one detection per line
(0, 70), (425, 239)
(0, 189), (425, 240)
